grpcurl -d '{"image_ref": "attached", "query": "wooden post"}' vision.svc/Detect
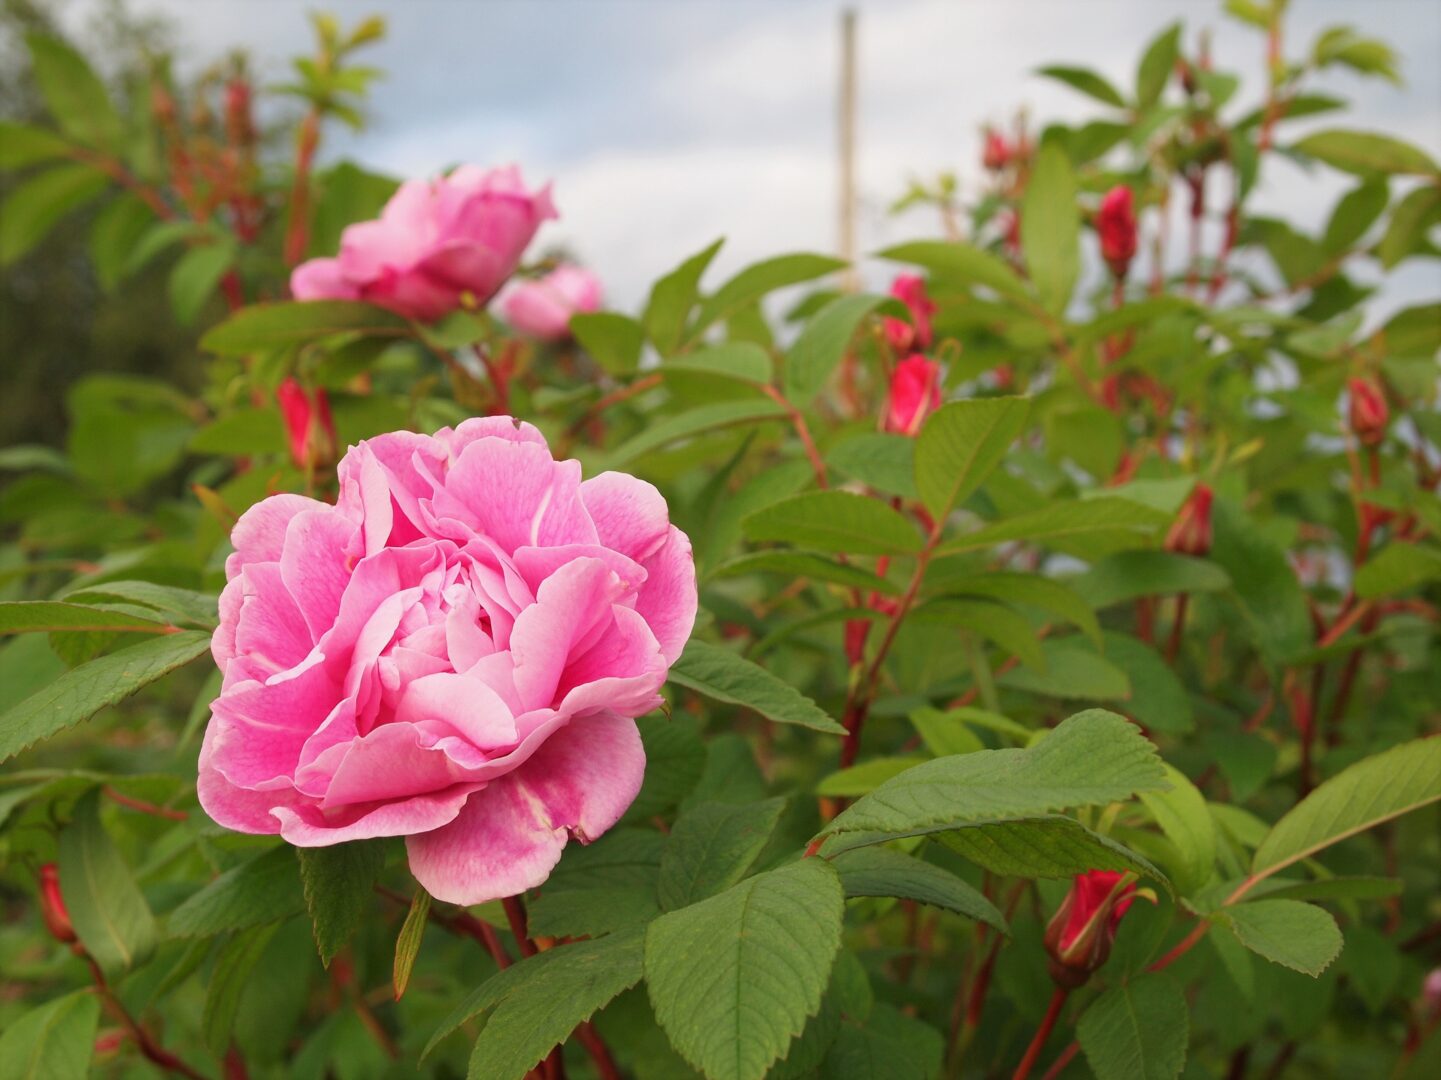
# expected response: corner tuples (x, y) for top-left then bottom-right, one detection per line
(838, 9), (859, 292)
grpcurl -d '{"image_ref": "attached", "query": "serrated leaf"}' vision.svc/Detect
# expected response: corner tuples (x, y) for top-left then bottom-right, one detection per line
(646, 238), (723, 355)
(1250, 736), (1441, 884)
(1102, 632), (1193, 734)
(816, 757), (927, 798)
(669, 640), (845, 734)
(710, 550), (899, 596)
(659, 798), (786, 910)
(784, 293), (889, 402)
(1072, 551), (1231, 609)
(915, 397), (1031, 520)
(818, 709), (1165, 848)
(1209, 501), (1312, 664)
(828, 432), (918, 500)
(646, 859), (844, 1080)
(819, 1002), (943, 1079)
(297, 840), (386, 966)
(0, 631), (210, 763)
(570, 312), (644, 375)
(1140, 765), (1215, 895)
(690, 253), (846, 341)
(1218, 900), (1342, 976)
(937, 816), (1168, 888)
(625, 716), (706, 821)
(998, 639), (1131, 702)
(0, 990), (100, 1080)
(833, 847), (1006, 931)
(424, 929), (645, 1068)
(939, 497), (1168, 557)
(1021, 143), (1080, 315)
(167, 845), (306, 937)
(392, 889), (430, 1000)
(934, 571), (1101, 646)
(57, 789), (156, 976)
(201, 300), (410, 355)
(744, 491), (922, 555)
(0, 600), (169, 635)
(1077, 972), (1188, 1080)
(608, 399), (786, 466)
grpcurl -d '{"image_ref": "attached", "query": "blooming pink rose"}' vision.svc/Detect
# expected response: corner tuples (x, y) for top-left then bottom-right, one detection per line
(882, 274), (937, 354)
(290, 165), (557, 323)
(885, 354), (943, 436)
(502, 264), (604, 341)
(198, 418), (697, 904)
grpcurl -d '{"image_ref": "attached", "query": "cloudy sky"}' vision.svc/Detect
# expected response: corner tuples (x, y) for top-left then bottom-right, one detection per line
(68, 0), (1441, 311)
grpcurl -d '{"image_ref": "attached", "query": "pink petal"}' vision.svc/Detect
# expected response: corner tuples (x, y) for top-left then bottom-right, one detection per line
(509, 557), (630, 711)
(290, 257), (359, 302)
(394, 671), (518, 749)
(280, 508), (358, 641)
(580, 472), (671, 562)
(438, 436), (596, 553)
(636, 527), (698, 664)
(232, 563), (313, 674)
(226, 494), (326, 578)
(273, 782), (479, 847)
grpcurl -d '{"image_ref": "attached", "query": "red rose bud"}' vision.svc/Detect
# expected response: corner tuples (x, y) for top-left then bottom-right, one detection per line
(1165, 483), (1213, 557)
(1044, 870), (1142, 987)
(277, 378), (338, 471)
(982, 127), (1012, 171)
(224, 77), (254, 148)
(885, 354), (942, 436)
(38, 863), (76, 944)
(1348, 377), (1388, 447)
(883, 274), (937, 354)
(1097, 185), (1138, 279)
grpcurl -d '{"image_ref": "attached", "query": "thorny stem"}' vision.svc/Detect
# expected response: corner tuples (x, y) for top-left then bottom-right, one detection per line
(103, 786), (189, 820)
(1013, 988), (1069, 1080)
(283, 110), (321, 267)
(761, 385), (829, 489)
(82, 953), (207, 1080)
(556, 373), (662, 455)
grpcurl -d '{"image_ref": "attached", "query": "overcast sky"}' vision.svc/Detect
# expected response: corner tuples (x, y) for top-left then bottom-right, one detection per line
(67, 0), (1441, 311)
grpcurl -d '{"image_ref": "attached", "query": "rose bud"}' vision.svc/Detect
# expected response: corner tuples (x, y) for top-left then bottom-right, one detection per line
(1097, 185), (1139, 279)
(1044, 870), (1145, 987)
(1347, 377), (1388, 448)
(885, 354), (943, 436)
(982, 127), (1012, 171)
(500, 264), (603, 342)
(291, 164), (557, 323)
(1165, 483), (1213, 558)
(882, 274), (938, 354)
(224, 77), (254, 149)
(197, 419), (697, 906)
(276, 378), (337, 471)
(38, 863), (76, 944)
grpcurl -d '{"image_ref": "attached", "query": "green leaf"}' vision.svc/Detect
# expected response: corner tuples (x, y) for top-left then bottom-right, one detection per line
(626, 716), (706, 821)
(1077, 972), (1188, 1080)
(62, 582), (216, 629)
(690, 253), (846, 340)
(1250, 736), (1441, 884)
(998, 639), (1131, 702)
(0, 990), (100, 1080)
(1354, 544), (1441, 599)
(668, 640), (845, 734)
(1135, 23), (1182, 110)
(818, 709), (1165, 848)
(1322, 180), (1389, 254)
(189, 407), (289, 455)
(915, 397), (1031, 520)
(911, 598), (1045, 671)
(878, 240), (1036, 308)
(939, 497), (1168, 557)
(607, 399), (786, 466)
(1021, 143), (1080, 315)
(1209, 501), (1311, 663)
(646, 238), (723, 355)
(0, 630), (211, 763)
(1101, 632), (1194, 734)
(392, 889), (430, 1000)
(0, 163), (108, 265)
(939, 816), (1168, 888)
(167, 846), (306, 937)
(25, 35), (122, 149)
(744, 491), (922, 555)
(204, 923), (281, 1055)
(1251, 876), (1402, 903)
(57, 789), (156, 976)
(784, 293), (888, 402)
(658, 798), (786, 910)
(1378, 185), (1441, 268)
(169, 241), (236, 326)
(1294, 129), (1439, 176)
(816, 757), (926, 798)
(424, 929), (645, 1070)
(820, 1003), (943, 1080)
(1217, 900), (1342, 976)
(297, 840), (387, 966)
(832, 847), (1007, 931)
(1072, 551), (1231, 609)
(934, 571), (1101, 646)
(710, 550), (899, 596)
(570, 312), (645, 376)
(0, 600), (169, 635)
(1223, 0), (1272, 29)
(828, 432), (918, 499)
(1036, 65), (1127, 108)
(89, 194), (156, 290)
(646, 859), (844, 1080)
(201, 300), (411, 355)
(1140, 765), (1216, 895)
(909, 707), (986, 757)
(0, 120), (73, 168)
(664, 341), (772, 385)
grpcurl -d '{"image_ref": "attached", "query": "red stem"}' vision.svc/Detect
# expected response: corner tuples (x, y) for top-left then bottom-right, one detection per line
(1013, 988), (1069, 1080)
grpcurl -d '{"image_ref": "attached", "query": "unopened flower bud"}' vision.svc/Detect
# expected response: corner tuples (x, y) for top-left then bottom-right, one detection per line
(38, 863), (76, 944)
(1044, 871), (1139, 988)
(885, 354), (943, 437)
(1165, 483), (1213, 558)
(277, 378), (338, 471)
(882, 274), (937, 354)
(1097, 186), (1138, 279)
(224, 77), (254, 148)
(1347, 377), (1388, 448)
(982, 127), (1012, 171)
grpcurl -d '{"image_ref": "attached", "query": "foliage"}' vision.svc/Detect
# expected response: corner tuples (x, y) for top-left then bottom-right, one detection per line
(1, 2), (1439, 1078)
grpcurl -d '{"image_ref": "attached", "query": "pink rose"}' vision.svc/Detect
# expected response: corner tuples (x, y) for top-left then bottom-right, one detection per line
(290, 165), (557, 323)
(885, 354), (942, 436)
(198, 418), (697, 904)
(502, 264), (604, 341)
